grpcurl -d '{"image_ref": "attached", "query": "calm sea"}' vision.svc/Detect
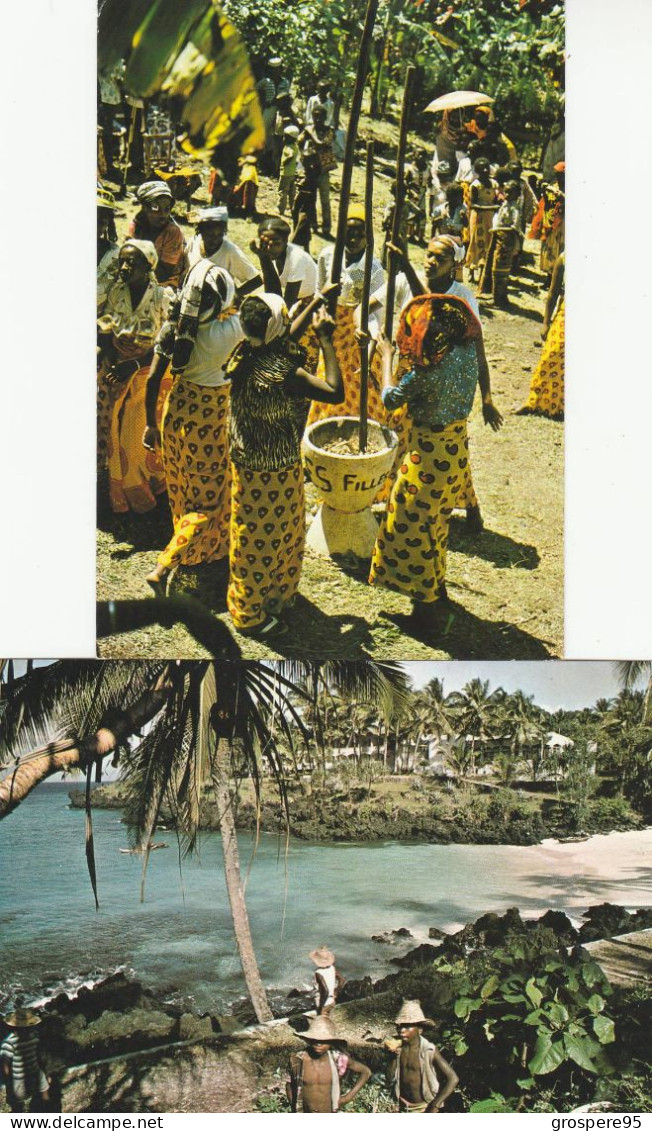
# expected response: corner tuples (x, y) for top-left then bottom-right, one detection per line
(1, 783), (649, 1013)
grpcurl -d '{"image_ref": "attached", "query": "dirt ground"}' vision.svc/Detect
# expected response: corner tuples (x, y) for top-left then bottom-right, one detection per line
(97, 117), (563, 660)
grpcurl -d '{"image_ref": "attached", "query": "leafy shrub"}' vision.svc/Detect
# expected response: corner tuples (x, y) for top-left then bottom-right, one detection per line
(390, 922), (617, 1111)
(586, 796), (642, 833)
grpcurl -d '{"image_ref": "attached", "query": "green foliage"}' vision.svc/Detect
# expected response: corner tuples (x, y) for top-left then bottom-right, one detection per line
(346, 1079), (395, 1112)
(223, 0), (360, 95)
(586, 795), (642, 833)
(254, 1091), (290, 1112)
(223, 0), (563, 146)
(391, 921), (617, 1111)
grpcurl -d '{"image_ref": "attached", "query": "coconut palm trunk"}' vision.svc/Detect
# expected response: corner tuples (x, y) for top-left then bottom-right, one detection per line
(212, 739), (273, 1024)
(0, 680), (171, 819)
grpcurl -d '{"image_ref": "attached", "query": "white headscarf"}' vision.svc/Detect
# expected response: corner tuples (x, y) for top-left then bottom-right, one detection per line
(260, 293), (289, 343)
(197, 206), (229, 226)
(122, 238), (159, 271)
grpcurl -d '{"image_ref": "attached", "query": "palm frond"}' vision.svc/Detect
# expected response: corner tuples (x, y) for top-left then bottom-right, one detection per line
(0, 662), (166, 767)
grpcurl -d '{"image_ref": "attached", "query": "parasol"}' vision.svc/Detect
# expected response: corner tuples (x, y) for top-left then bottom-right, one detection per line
(425, 90), (494, 113)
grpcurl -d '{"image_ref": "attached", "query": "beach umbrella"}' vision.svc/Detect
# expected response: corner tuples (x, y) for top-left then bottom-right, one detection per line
(425, 90), (494, 113)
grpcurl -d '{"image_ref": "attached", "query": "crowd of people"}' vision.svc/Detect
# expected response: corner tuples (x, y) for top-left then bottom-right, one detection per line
(97, 66), (565, 642)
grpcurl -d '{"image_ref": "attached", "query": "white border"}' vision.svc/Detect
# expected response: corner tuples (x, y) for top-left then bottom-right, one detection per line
(0, 0), (651, 657)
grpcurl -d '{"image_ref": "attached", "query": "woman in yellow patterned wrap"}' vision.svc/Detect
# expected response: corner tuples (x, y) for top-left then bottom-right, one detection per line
(226, 291), (343, 638)
(307, 205), (387, 429)
(369, 293), (502, 629)
(142, 261), (244, 596)
(519, 253), (564, 421)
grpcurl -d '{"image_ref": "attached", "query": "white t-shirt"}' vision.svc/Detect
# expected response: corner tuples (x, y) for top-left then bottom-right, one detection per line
(181, 315), (244, 387)
(317, 246), (385, 334)
(278, 242), (317, 299)
(186, 235), (259, 287)
(305, 94), (335, 128)
(445, 279), (480, 321)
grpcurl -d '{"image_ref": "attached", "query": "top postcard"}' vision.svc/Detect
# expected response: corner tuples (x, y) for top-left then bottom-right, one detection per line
(96, 0), (565, 660)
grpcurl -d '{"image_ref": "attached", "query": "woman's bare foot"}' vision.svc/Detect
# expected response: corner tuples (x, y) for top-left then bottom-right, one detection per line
(145, 565), (170, 598)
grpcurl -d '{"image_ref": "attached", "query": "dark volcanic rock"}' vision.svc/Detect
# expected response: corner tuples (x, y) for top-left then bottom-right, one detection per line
(579, 903), (634, 943)
(371, 927), (413, 944)
(390, 943), (443, 968)
(428, 927), (448, 941)
(537, 910), (579, 945)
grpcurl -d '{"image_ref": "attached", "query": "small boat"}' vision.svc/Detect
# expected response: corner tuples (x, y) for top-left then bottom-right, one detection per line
(119, 842), (169, 855)
(557, 834), (590, 843)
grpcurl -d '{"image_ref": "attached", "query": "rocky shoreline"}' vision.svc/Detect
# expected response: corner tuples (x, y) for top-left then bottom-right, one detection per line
(68, 781), (642, 846)
(4, 900), (650, 1114)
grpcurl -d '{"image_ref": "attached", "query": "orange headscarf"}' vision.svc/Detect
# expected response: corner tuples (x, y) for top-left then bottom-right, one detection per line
(396, 294), (481, 368)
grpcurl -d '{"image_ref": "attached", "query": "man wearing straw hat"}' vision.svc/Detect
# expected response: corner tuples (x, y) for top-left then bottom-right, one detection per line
(287, 1014), (371, 1113)
(387, 1000), (458, 1113)
(1, 1006), (50, 1112)
(309, 945), (346, 1015)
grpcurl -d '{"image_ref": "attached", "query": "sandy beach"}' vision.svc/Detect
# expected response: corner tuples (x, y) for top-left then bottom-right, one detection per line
(517, 827), (652, 917)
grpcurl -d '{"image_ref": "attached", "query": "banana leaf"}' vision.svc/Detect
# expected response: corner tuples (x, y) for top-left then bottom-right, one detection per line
(98, 0), (264, 162)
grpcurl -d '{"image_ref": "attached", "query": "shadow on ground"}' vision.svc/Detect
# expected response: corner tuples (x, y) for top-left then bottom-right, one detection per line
(381, 601), (553, 659)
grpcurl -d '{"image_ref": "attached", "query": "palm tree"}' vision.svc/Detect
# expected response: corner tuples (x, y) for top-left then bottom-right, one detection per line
(498, 690), (545, 781)
(616, 661), (652, 722)
(0, 659), (409, 1023)
(447, 679), (499, 775)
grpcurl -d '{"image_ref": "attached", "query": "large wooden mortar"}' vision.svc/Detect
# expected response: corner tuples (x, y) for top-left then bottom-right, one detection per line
(303, 416), (398, 558)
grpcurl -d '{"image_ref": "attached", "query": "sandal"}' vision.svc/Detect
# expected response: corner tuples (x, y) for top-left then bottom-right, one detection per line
(238, 614), (288, 639)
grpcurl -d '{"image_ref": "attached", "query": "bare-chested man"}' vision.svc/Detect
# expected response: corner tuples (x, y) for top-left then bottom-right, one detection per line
(287, 1015), (371, 1113)
(387, 1000), (458, 1113)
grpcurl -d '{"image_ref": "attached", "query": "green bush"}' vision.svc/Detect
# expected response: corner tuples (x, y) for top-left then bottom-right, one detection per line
(586, 796), (642, 833)
(389, 922), (618, 1112)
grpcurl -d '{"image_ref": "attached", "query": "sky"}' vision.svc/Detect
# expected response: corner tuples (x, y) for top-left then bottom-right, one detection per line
(400, 661), (624, 712)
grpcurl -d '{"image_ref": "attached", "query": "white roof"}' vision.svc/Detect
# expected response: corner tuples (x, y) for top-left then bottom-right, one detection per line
(546, 731), (574, 748)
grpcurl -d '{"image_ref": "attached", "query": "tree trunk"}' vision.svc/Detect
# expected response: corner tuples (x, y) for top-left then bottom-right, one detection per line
(212, 740), (273, 1024)
(0, 682), (172, 819)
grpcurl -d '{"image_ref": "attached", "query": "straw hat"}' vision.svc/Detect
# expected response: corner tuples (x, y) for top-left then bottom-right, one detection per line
(394, 1000), (433, 1027)
(299, 1015), (346, 1045)
(309, 945), (335, 967)
(3, 1007), (41, 1029)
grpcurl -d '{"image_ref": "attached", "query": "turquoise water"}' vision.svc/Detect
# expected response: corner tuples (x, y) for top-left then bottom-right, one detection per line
(1, 784), (649, 1013)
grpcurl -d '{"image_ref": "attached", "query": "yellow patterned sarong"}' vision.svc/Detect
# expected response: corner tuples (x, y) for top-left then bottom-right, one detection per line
(522, 300), (564, 419)
(306, 304), (387, 427)
(227, 460), (305, 630)
(158, 378), (231, 569)
(369, 419), (474, 602)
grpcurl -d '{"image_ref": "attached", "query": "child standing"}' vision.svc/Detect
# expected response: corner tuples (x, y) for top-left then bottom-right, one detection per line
(231, 155), (259, 219)
(481, 179), (521, 307)
(291, 151), (321, 251)
(278, 125), (300, 215)
(466, 156), (498, 282)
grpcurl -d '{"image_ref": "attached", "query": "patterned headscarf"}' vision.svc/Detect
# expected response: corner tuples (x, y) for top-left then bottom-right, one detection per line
(157, 261), (236, 373)
(397, 294), (481, 368)
(122, 238), (159, 271)
(428, 234), (466, 264)
(136, 180), (173, 204)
